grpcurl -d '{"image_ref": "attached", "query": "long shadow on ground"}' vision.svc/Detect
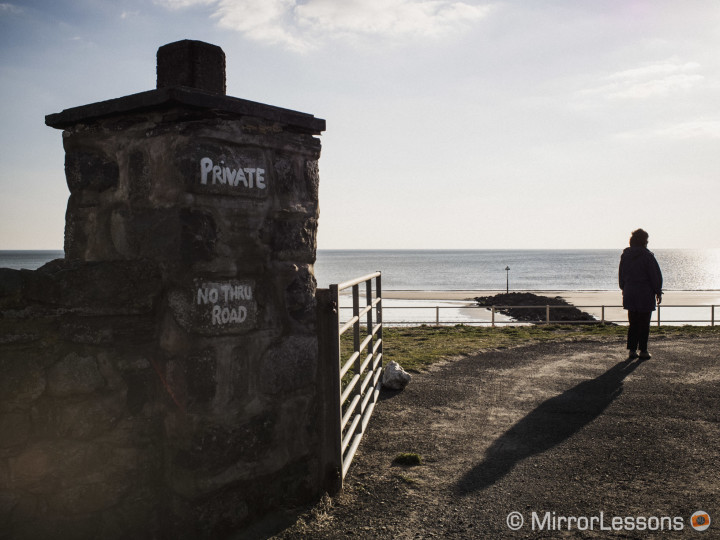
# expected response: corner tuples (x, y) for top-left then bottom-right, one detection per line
(454, 358), (645, 494)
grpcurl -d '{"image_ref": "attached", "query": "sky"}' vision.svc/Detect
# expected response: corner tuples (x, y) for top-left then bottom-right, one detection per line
(1, 0), (719, 250)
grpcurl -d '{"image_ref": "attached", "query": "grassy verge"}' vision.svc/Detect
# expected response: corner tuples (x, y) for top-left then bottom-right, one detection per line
(376, 324), (720, 373)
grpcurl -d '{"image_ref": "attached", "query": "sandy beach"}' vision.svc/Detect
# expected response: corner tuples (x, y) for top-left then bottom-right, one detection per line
(381, 289), (720, 305)
(368, 290), (720, 325)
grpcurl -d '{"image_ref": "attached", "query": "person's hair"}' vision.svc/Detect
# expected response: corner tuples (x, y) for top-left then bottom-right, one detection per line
(629, 228), (649, 247)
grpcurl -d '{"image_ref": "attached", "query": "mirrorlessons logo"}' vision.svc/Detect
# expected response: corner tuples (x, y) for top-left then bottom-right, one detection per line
(691, 511), (711, 531)
(505, 511), (713, 532)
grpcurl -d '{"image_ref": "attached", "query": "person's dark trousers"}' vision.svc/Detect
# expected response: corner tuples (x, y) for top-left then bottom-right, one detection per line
(627, 311), (652, 352)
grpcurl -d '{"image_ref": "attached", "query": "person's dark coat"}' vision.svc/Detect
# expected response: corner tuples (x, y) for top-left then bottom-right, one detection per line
(619, 247), (663, 312)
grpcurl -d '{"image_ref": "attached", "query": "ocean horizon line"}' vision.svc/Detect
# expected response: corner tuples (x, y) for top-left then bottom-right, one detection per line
(2, 247), (719, 253)
(317, 247), (718, 252)
(377, 288), (720, 292)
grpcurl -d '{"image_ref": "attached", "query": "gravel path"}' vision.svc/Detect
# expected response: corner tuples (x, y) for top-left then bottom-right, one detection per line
(273, 335), (719, 539)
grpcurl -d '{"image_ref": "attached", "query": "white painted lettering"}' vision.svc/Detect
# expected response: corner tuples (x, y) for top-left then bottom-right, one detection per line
(208, 288), (219, 303)
(197, 287), (210, 305)
(244, 168), (256, 188)
(212, 165), (223, 184)
(199, 157), (267, 190)
(200, 157), (213, 185)
(199, 282), (253, 326)
(224, 167), (237, 186)
(236, 167), (248, 187)
(197, 286), (220, 305)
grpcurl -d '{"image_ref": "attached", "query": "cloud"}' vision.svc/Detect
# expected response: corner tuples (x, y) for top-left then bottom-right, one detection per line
(154, 0), (216, 8)
(0, 3), (22, 15)
(581, 60), (704, 100)
(615, 119), (720, 141)
(155, 0), (492, 50)
(295, 0), (490, 38)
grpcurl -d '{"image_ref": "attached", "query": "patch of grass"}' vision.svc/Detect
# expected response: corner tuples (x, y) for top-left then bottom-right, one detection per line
(393, 452), (423, 466)
(374, 323), (720, 373)
(393, 473), (419, 485)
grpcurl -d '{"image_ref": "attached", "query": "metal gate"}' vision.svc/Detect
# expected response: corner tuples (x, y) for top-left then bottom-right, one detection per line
(317, 272), (383, 492)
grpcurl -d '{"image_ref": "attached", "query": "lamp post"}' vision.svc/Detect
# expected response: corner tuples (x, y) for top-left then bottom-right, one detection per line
(505, 266), (510, 294)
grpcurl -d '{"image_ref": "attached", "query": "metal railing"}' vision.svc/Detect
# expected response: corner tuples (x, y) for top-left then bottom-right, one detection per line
(316, 272), (383, 493)
(352, 303), (718, 327)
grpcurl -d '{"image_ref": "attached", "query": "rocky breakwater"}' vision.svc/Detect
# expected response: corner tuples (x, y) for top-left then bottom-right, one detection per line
(475, 292), (598, 323)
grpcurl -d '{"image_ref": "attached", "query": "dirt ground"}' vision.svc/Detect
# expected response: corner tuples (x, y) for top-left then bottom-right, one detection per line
(271, 334), (719, 539)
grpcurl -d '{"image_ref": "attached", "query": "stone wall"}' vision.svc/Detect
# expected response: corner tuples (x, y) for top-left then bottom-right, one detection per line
(1, 40), (328, 539)
(1, 259), (164, 539)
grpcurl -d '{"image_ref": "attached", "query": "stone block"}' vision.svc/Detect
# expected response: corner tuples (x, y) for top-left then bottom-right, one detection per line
(272, 156), (320, 214)
(0, 413), (31, 449)
(65, 151), (119, 194)
(180, 208), (217, 262)
(110, 207), (183, 262)
(122, 370), (153, 416)
(157, 40), (226, 94)
(165, 348), (217, 411)
(268, 216), (318, 262)
(170, 412), (276, 475)
(0, 318), (46, 345)
(0, 269), (22, 298)
(259, 336), (318, 395)
(305, 159), (320, 201)
(10, 440), (143, 496)
(0, 491), (19, 528)
(95, 486), (161, 540)
(57, 314), (155, 346)
(0, 355), (46, 410)
(46, 353), (105, 397)
(34, 391), (126, 440)
(63, 199), (96, 261)
(284, 264), (317, 325)
(9, 444), (52, 489)
(56, 481), (131, 515)
(127, 149), (151, 202)
(23, 259), (162, 314)
(9, 516), (102, 540)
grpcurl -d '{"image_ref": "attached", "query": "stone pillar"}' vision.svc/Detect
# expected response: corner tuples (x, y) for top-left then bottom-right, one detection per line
(46, 39), (326, 537)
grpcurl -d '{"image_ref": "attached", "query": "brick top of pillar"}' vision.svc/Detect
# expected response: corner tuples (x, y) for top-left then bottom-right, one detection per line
(46, 40), (325, 134)
(157, 40), (226, 94)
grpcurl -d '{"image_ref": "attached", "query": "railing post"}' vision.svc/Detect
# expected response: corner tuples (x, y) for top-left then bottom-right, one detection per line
(712, 305), (715, 327)
(316, 287), (342, 494)
(546, 305), (550, 325)
(657, 305), (661, 327)
(376, 274), (383, 357)
(601, 305), (605, 325)
(436, 306), (440, 326)
(365, 279), (374, 358)
(351, 285), (362, 442)
(491, 306), (495, 328)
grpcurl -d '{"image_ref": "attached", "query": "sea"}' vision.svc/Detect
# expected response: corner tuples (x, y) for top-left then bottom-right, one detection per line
(3, 249), (719, 325)
(2, 249), (719, 290)
(313, 249), (720, 291)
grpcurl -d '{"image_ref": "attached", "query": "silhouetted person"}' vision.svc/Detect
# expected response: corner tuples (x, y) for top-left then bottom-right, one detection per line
(619, 229), (663, 360)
